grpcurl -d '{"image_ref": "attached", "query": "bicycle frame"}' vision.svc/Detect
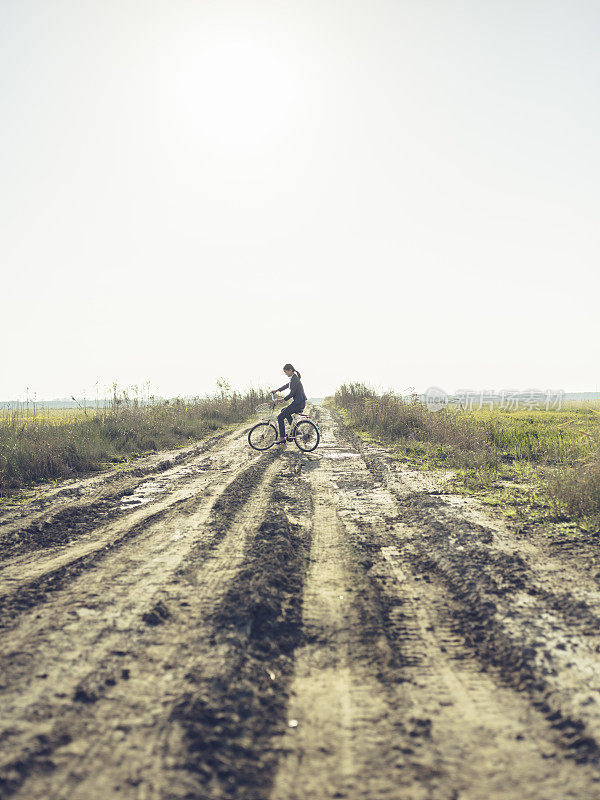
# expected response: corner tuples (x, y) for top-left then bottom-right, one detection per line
(248, 394), (320, 452)
(265, 393), (313, 437)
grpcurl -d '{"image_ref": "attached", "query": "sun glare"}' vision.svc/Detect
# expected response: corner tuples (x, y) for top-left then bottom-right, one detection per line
(178, 35), (301, 150)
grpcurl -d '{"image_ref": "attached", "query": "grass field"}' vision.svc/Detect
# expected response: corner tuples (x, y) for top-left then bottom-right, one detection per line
(0, 407), (99, 425)
(0, 389), (267, 497)
(330, 383), (600, 533)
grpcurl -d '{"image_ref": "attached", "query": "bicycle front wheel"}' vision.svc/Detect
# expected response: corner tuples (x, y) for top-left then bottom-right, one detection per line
(248, 422), (278, 451)
(293, 419), (320, 452)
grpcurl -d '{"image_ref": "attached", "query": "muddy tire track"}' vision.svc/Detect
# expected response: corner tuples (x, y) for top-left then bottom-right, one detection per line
(321, 407), (600, 789)
(0, 430), (260, 631)
(338, 412), (600, 768)
(168, 479), (312, 800)
(0, 440), (284, 798)
(0, 428), (240, 559)
(3, 407), (600, 799)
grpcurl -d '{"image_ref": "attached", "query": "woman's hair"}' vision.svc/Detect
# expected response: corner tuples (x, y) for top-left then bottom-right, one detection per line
(283, 363), (301, 379)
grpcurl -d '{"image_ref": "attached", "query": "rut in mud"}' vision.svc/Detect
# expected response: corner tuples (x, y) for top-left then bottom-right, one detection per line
(2, 408), (600, 799)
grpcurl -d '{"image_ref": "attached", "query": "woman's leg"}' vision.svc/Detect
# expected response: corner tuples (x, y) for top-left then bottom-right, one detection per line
(277, 402), (300, 439)
(277, 406), (291, 439)
(287, 404), (306, 439)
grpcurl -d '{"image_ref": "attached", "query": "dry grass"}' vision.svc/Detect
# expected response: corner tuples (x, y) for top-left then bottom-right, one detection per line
(0, 389), (266, 496)
(547, 455), (600, 526)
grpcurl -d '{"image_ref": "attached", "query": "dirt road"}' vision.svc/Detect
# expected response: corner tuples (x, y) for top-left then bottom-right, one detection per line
(2, 406), (600, 799)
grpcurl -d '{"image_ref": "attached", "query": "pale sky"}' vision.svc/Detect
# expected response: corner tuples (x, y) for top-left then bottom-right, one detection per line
(1, 0), (598, 400)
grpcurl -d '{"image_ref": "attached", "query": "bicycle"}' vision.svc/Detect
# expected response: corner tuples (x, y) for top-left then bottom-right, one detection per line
(248, 393), (320, 452)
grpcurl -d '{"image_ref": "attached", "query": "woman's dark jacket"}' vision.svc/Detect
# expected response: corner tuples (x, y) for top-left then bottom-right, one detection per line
(277, 374), (306, 405)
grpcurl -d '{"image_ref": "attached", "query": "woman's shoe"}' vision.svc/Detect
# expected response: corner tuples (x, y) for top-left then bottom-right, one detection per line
(274, 438), (286, 444)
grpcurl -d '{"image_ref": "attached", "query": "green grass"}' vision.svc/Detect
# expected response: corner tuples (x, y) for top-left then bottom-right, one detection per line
(329, 383), (600, 533)
(0, 389), (267, 497)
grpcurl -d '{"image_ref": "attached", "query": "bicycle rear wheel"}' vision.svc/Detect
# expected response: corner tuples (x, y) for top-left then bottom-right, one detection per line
(248, 422), (278, 450)
(293, 419), (320, 452)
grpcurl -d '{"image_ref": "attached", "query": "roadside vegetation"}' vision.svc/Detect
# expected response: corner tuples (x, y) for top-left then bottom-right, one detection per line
(0, 385), (266, 497)
(330, 383), (600, 533)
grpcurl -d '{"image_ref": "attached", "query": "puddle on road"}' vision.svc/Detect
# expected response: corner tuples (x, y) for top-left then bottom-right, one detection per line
(119, 460), (211, 510)
(321, 451), (361, 460)
(120, 482), (164, 508)
(119, 476), (180, 509)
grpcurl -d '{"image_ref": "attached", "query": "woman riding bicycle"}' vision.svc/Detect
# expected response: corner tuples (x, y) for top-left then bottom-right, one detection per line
(271, 363), (307, 444)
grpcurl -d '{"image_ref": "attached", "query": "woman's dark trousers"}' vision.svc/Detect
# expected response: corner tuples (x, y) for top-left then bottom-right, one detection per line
(277, 401), (305, 438)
